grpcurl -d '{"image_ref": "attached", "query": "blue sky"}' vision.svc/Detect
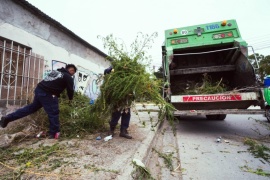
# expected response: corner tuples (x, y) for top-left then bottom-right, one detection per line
(27, 0), (270, 69)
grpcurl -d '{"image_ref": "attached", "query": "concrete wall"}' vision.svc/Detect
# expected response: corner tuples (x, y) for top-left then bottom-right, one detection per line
(0, 0), (110, 101)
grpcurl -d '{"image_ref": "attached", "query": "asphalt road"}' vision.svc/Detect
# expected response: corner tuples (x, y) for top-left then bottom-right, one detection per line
(176, 114), (270, 180)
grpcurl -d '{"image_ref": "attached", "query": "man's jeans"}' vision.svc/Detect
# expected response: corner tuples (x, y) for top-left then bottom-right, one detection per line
(110, 108), (131, 129)
(6, 86), (60, 135)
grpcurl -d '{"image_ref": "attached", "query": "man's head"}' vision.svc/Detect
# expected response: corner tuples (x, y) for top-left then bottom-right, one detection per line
(66, 64), (77, 76)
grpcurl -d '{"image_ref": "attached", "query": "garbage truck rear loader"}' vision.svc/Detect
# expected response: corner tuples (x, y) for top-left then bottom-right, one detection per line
(162, 20), (265, 120)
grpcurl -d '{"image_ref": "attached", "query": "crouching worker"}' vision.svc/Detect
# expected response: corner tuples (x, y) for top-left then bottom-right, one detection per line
(0, 64), (77, 139)
(104, 66), (132, 139)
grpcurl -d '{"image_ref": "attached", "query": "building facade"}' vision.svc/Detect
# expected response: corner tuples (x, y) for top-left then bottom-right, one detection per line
(0, 0), (110, 109)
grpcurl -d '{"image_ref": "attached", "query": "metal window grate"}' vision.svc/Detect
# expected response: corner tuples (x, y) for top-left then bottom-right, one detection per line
(0, 38), (44, 107)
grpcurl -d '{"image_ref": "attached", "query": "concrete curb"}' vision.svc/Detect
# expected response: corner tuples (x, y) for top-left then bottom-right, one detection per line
(116, 105), (162, 180)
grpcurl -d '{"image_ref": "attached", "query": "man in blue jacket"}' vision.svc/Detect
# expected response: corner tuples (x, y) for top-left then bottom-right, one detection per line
(0, 64), (77, 139)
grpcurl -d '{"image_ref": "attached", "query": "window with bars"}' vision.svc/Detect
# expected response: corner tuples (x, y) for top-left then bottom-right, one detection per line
(0, 38), (44, 107)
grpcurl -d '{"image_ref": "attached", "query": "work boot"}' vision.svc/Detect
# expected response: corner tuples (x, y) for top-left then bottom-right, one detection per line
(0, 116), (10, 128)
(108, 126), (116, 137)
(120, 129), (132, 139)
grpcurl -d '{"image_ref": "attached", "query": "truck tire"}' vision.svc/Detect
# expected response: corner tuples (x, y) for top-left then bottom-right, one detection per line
(206, 115), (218, 120)
(217, 114), (226, 120)
(206, 114), (226, 120)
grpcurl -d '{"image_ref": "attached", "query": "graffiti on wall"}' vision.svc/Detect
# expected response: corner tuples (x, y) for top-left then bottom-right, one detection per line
(42, 61), (102, 100)
(52, 60), (67, 70)
(74, 66), (103, 100)
(43, 60), (51, 78)
(43, 60), (67, 78)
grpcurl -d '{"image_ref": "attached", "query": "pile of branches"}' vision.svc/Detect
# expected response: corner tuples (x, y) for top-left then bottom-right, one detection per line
(91, 33), (175, 128)
(184, 73), (227, 95)
(23, 33), (175, 138)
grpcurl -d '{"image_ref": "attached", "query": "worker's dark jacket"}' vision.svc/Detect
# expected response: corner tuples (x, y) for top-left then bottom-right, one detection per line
(104, 66), (113, 75)
(38, 67), (74, 100)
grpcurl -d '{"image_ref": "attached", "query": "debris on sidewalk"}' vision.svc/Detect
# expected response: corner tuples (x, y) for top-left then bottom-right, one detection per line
(36, 131), (44, 138)
(132, 158), (145, 168)
(132, 158), (154, 180)
(96, 136), (102, 140)
(216, 136), (222, 143)
(104, 135), (112, 141)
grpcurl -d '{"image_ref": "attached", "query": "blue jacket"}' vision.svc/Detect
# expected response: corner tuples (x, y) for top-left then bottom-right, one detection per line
(38, 68), (74, 100)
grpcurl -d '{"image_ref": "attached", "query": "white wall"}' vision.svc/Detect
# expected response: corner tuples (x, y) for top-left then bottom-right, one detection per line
(0, 0), (111, 101)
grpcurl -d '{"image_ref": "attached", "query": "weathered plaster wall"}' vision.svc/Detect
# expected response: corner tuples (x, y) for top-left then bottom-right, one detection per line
(0, 0), (110, 102)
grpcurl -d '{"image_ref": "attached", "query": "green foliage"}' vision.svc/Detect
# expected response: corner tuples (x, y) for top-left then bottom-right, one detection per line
(240, 165), (270, 177)
(0, 143), (68, 178)
(152, 148), (174, 171)
(59, 92), (108, 137)
(249, 53), (270, 82)
(94, 33), (175, 126)
(31, 92), (108, 138)
(184, 73), (227, 95)
(131, 160), (155, 180)
(30, 32), (175, 138)
(244, 138), (270, 163)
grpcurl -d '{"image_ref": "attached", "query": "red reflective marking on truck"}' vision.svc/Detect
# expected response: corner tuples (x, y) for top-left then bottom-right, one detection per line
(183, 95), (242, 102)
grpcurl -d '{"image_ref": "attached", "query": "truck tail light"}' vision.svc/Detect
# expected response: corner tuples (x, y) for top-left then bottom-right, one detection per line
(171, 38), (188, 45)
(227, 32), (233, 37)
(213, 32), (233, 39)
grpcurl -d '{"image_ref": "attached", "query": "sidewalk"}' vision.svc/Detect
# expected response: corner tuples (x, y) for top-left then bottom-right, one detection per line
(0, 103), (162, 179)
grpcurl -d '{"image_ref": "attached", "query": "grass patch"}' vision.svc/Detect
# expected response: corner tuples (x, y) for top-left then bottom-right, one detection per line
(29, 92), (109, 139)
(240, 165), (270, 177)
(152, 148), (174, 171)
(244, 138), (270, 163)
(0, 143), (69, 179)
(84, 164), (119, 174)
(131, 159), (155, 180)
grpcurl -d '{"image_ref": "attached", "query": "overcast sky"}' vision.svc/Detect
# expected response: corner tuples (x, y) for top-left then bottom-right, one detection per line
(27, 0), (270, 68)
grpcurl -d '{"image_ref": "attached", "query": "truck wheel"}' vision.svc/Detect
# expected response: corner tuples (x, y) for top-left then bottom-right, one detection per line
(216, 114), (226, 120)
(206, 115), (218, 120)
(265, 106), (270, 122)
(206, 114), (226, 120)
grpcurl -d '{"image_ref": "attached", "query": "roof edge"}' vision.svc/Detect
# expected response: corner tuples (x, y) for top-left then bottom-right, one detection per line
(12, 0), (108, 58)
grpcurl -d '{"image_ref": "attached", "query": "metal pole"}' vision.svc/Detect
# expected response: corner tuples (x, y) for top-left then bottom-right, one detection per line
(0, 40), (6, 101)
(32, 53), (36, 88)
(26, 51), (31, 104)
(38, 55), (41, 82)
(14, 45), (20, 105)
(6, 41), (14, 106)
(19, 48), (26, 106)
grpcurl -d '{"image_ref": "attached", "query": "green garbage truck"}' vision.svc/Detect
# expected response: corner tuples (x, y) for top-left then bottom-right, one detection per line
(162, 19), (268, 120)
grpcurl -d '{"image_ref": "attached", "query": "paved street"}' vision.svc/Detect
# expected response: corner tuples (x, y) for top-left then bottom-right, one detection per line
(176, 114), (270, 180)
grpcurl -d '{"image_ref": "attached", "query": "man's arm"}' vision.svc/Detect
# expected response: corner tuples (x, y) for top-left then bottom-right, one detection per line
(65, 75), (74, 100)
(104, 66), (113, 75)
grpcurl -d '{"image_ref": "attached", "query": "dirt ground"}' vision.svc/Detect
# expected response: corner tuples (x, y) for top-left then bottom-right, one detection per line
(0, 106), (160, 180)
